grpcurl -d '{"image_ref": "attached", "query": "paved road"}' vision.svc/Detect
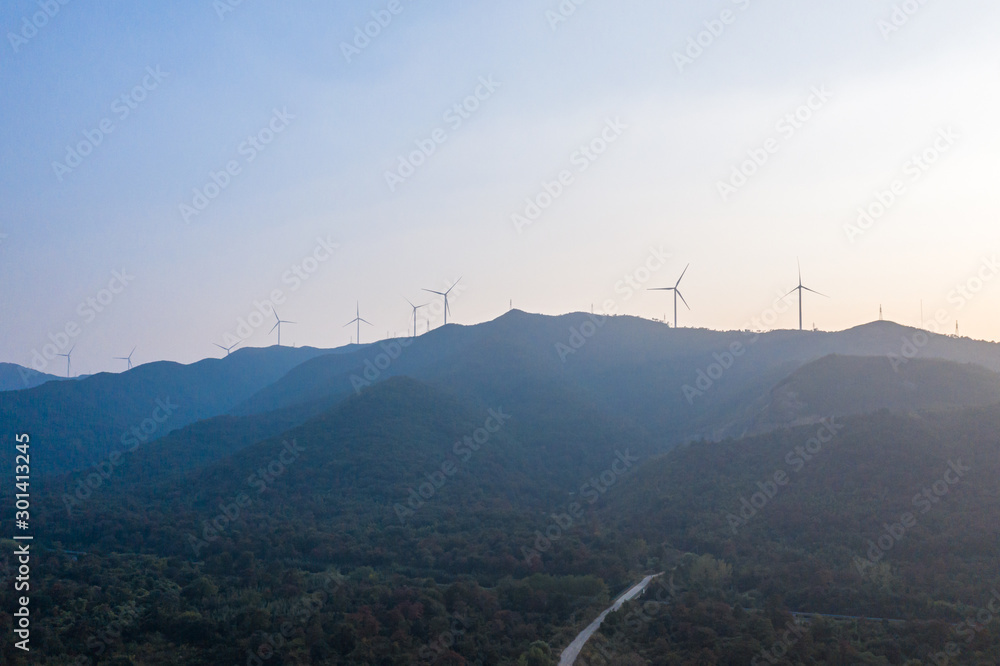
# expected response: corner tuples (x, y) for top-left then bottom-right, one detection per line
(558, 573), (662, 666)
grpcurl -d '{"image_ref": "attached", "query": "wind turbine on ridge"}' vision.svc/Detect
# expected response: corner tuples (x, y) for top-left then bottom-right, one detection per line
(648, 264), (690, 328)
(213, 341), (241, 357)
(405, 297), (428, 338)
(114, 346), (136, 370)
(422, 277), (461, 327)
(344, 302), (373, 344)
(56, 345), (75, 378)
(270, 310), (295, 346)
(785, 259), (828, 331)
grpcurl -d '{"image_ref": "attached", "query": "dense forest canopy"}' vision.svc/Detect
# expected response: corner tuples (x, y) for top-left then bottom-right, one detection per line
(3, 313), (1000, 663)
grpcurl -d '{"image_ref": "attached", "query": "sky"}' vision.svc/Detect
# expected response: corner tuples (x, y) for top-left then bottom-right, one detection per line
(1, 0), (999, 376)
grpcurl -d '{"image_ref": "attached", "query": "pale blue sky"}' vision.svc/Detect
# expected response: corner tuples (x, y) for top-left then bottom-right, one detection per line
(2, 1), (999, 375)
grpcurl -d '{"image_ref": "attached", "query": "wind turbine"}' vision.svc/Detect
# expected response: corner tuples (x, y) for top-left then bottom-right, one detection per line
(422, 277), (462, 327)
(785, 260), (827, 331)
(648, 264), (690, 329)
(56, 345), (75, 378)
(344, 302), (372, 344)
(213, 341), (241, 357)
(270, 310), (295, 346)
(405, 297), (428, 338)
(114, 346), (136, 370)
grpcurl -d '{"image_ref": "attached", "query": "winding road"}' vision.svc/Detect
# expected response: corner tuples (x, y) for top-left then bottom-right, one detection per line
(558, 573), (663, 666)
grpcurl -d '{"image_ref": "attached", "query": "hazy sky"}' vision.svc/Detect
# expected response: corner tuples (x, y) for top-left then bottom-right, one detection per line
(2, 0), (999, 375)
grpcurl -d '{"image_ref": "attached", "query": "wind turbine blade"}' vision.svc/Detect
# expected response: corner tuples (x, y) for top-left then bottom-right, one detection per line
(343, 320), (356, 328)
(68, 345), (76, 355)
(801, 286), (828, 298)
(360, 318), (373, 326)
(674, 263), (690, 288)
(446, 277), (463, 295)
(129, 346), (136, 356)
(797, 258), (802, 285)
(213, 343), (227, 351)
(647, 287), (674, 292)
(270, 322), (280, 334)
(784, 287), (800, 298)
(423, 289), (445, 296)
(284, 320), (296, 324)
(404, 297), (414, 308)
(230, 341), (241, 351)
(677, 290), (691, 310)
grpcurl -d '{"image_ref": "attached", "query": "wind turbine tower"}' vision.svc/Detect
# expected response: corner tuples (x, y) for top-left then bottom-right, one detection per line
(114, 346), (136, 370)
(214, 341), (241, 357)
(422, 277), (462, 327)
(785, 260), (827, 331)
(270, 310), (295, 346)
(56, 345), (75, 378)
(405, 298), (427, 338)
(647, 264), (690, 329)
(344, 302), (373, 344)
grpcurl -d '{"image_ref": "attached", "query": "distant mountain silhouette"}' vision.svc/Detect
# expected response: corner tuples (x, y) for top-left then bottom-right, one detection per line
(0, 345), (338, 477)
(235, 312), (1000, 443)
(0, 362), (66, 391)
(751, 353), (1000, 430)
(10, 313), (1000, 481)
(10, 314), (1000, 664)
